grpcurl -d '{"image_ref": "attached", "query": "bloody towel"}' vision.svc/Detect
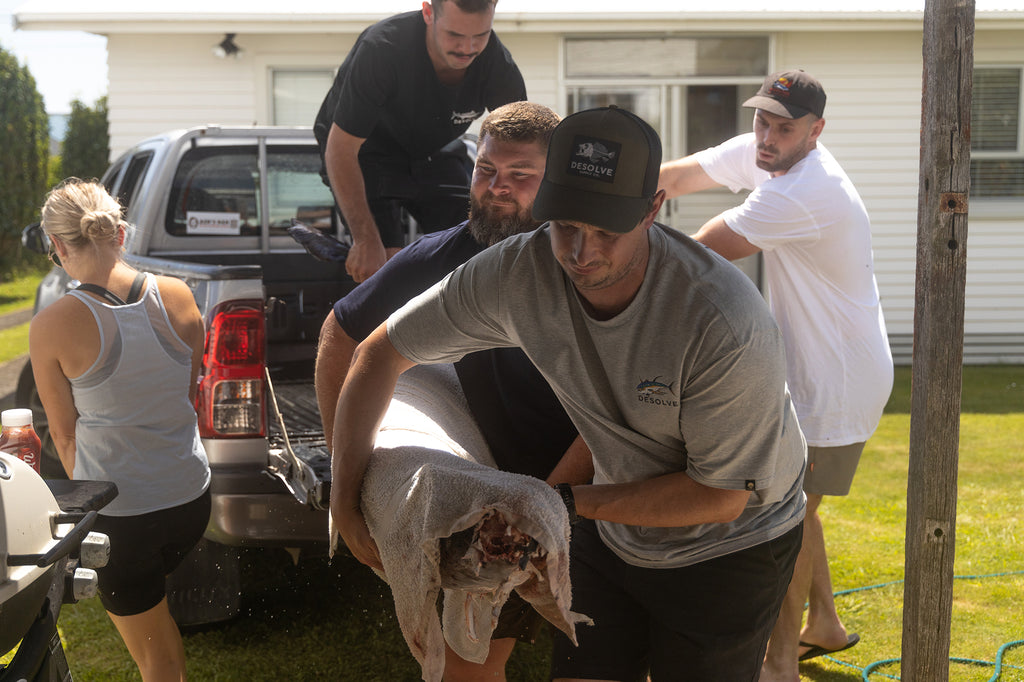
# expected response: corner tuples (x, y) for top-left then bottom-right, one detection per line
(332, 364), (588, 682)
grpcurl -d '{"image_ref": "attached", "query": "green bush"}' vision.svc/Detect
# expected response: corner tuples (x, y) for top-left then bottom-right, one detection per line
(0, 44), (49, 281)
(48, 154), (64, 188)
(61, 96), (109, 181)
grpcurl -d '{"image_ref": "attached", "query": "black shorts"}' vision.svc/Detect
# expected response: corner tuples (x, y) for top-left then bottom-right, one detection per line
(92, 488), (211, 616)
(360, 148), (472, 248)
(551, 519), (802, 682)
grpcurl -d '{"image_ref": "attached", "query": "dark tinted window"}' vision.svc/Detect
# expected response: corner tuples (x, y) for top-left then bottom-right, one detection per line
(117, 151), (154, 213)
(165, 145), (335, 237)
(102, 158), (127, 196)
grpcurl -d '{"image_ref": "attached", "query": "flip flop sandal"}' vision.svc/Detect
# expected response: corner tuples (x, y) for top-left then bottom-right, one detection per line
(798, 632), (860, 661)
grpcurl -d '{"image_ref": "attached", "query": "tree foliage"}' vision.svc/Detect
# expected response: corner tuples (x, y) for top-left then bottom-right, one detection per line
(61, 96), (109, 181)
(0, 43), (49, 279)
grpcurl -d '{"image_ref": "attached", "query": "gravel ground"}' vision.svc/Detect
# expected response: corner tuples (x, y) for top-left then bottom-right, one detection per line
(0, 308), (32, 331)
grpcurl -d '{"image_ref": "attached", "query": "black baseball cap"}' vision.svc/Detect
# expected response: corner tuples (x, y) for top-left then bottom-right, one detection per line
(531, 106), (662, 234)
(743, 69), (826, 119)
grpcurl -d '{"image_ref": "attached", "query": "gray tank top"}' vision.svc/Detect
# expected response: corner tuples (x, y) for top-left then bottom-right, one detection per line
(68, 273), (210, 516)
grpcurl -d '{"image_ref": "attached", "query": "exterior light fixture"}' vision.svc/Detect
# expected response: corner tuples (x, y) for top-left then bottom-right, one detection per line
(213, 33), (242, 59)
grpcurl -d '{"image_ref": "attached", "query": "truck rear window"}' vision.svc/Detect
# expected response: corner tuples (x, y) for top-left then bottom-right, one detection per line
(165, 145), (335, 238)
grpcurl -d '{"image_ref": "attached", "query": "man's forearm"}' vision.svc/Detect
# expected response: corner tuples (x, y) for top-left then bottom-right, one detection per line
(692, 215), (761, 261)
(326, 124), (390, 281)
(657, 155), (722, 199)
(571, 471), (750, 528)
(325, 123), (380, 244)
(330, 323), (416, 510)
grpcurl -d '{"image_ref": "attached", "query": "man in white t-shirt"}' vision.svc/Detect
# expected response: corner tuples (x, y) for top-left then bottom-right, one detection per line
(659, 69), (894, 680)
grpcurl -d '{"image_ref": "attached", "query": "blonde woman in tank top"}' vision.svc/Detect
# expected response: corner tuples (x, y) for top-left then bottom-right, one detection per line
(30, 178), (211, 682)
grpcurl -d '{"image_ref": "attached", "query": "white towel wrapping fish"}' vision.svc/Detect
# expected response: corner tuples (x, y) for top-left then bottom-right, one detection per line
(329, 364), (589, 682)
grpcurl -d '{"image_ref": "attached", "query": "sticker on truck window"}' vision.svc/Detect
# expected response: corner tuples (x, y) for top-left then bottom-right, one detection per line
(186, 211), (242, 235)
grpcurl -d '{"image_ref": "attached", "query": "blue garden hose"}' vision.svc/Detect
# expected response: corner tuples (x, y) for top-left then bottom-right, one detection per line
(804, 570), (1024, 681)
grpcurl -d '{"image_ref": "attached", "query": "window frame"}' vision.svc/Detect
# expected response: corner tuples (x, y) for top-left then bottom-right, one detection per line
(270, 68), (336, 126)
(970, 64), (1024, 204)
(253, 50), (345, 125)
(559, 34), (770, 289)
(162, 142), (336, 248)
(560, 34), (771, 161)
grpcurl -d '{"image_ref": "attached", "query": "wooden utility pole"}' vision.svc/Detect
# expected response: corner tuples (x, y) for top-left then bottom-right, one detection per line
(902, 0), (974, 679)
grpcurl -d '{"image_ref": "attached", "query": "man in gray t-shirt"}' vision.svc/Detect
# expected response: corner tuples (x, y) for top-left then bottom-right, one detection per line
(330, 106), (806, 680)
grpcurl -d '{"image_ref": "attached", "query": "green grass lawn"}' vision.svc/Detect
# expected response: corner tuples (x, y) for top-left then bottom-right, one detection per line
(0, 271), (42, 317)
(7, 365), (1023, 681)
(0, 323), (30, 365)
(797, 365), (1024, 681)
(0, 271), (41, 364)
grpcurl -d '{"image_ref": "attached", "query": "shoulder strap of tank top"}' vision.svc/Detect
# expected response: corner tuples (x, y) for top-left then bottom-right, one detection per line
(126, 272), (147, 304)
(75, 272), (147, 306)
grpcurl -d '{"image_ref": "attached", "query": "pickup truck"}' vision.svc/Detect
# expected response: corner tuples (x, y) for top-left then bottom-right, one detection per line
(18, 125), (366, 625)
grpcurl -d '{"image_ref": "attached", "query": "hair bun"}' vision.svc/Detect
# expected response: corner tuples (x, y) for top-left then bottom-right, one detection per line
(80, 209), (120, 242)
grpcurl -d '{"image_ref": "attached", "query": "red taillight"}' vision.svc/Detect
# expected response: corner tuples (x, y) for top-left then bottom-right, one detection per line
(196, 301), (267, 438)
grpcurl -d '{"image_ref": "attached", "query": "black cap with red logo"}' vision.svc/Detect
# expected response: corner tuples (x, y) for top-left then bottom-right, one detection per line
(744, 69), (827, 119)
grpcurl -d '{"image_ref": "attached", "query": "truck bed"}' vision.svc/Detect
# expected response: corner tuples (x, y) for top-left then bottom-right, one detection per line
(268, 380), (324, 443)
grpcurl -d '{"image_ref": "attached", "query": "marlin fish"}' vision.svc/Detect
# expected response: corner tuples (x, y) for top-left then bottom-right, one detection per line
(636, 376), (675, 396)
(576, 141), (616, 163)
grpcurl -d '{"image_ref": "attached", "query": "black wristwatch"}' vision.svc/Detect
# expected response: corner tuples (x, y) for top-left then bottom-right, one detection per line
(554, 483), (579, 525)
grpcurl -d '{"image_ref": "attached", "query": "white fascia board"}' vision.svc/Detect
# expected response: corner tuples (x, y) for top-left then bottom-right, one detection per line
(12, 2), (1024, 34)
(10, 12), (927, 35)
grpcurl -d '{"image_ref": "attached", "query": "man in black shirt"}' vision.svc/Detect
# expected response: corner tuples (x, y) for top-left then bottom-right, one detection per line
(314, 0), (526, 282)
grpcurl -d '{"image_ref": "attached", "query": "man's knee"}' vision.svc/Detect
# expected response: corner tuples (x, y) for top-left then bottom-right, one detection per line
(315, 312), (347, 384)
(317, 312), (339, 356)
(443, 638), (515, 682)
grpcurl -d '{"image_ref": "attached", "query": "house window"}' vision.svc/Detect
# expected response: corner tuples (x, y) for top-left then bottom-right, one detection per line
(272, 70), (334, 126)
(971, 67), (1024, 198)
(568, 88), (663, 133)
(565, 36), (768, 80)
(564, 36), (768, 287)
(564, 36), (768, 155)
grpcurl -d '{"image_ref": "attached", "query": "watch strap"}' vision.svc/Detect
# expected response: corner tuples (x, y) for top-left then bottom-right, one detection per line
(554, 483), (579, 525)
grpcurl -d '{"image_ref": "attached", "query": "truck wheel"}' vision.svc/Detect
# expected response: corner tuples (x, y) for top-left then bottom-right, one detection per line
(15, 361), (65, 480)
(166, 537), (242, 627)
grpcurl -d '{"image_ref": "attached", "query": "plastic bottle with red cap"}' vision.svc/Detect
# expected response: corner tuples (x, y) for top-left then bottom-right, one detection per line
(0, 408), (42, 474)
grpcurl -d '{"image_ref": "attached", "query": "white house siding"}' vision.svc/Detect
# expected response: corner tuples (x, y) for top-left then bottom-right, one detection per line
(968, 30), (1024, 363)
(105, 33), (349, 154)
(500, 32), (560, 112)
(45, 13), (1024, 364)
(104, 30), (556, 155)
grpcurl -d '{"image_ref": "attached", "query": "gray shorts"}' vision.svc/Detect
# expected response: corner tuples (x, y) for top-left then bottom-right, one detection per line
(804, 442), (865, 496)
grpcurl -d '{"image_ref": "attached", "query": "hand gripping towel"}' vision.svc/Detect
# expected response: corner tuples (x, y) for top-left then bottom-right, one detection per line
(332, 364), (588, 682)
